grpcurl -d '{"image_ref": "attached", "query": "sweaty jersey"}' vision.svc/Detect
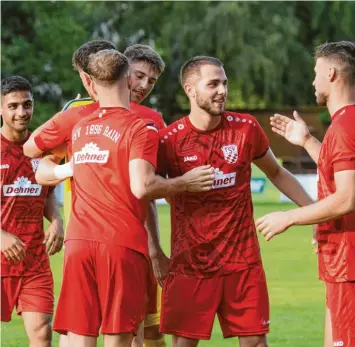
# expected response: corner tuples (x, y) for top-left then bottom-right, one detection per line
(33, 99), (165, 229)
(317, 105), (355, 282)
(158, 112), (269, 278)
(1, 133), (51, 276)
(68, 106), (159, 256)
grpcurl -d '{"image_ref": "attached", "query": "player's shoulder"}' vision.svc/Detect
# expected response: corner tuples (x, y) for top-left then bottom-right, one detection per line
(223, 111), (258, 125)
(159, 116), (188, 142)
(330, 105), (355, 135)
(130, 102), (165, 129)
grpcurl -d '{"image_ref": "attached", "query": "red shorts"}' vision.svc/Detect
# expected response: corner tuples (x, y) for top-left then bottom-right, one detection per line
(1, 271), (54, 322)
(161, 264), (269, 340)
(53, 240), (149, 337)
(326, 281), (355, 347)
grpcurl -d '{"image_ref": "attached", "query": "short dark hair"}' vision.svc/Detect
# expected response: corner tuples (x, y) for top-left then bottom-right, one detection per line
(72, 40), (116, 72)
(315, 41), (355, 85)
(1, 76), (32, 96)
(180, 56), (223, 85)
(124, 44), (165, 74)
(87, 49), (129, 87)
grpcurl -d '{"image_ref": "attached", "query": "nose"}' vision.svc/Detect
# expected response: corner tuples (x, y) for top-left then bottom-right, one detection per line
(16, 105), (28, 118)
(218, 84), (227, 96)
(140, 77), (149, 89)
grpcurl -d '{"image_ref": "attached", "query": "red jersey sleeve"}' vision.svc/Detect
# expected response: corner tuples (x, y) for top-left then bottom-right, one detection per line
(330, 124), (355, 172)
(252, 118), (269, 160)
(34, 109), (77, 151)
(129, 121), (159, 168)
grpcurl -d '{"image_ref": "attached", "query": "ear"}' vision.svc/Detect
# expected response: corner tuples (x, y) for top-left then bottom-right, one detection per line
(79, 71), (92, 89)
(184, 83), (195, 99)
(329, 67), (337, 82)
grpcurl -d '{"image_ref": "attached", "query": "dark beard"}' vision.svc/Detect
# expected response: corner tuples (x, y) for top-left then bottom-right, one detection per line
(196, 93), (224, 116)
(316, 92), (327, 106)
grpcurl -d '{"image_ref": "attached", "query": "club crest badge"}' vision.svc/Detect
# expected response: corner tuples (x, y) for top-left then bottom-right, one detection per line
(221, 144), (238, 164)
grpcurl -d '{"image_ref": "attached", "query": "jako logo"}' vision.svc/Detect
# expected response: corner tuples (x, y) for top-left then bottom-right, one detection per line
(74, 142), (109, 164)
(334, 342), (344, 347)
(184, 155), (198, 162)
(212, 168), (236, 189)
(0, 164), (9, 170)
(3, 177), (42, 196)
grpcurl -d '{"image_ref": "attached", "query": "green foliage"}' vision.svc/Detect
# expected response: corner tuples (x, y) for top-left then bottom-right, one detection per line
(2, 1), (355, 124)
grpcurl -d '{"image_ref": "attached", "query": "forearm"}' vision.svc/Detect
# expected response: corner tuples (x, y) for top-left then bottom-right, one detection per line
(289, 193), (354, 226)
(44, 190), (63, 224)
(139, 174), (186, 200)
(303, 136), (322, 164)
(269, 167), (314, 207)
(36, 156), (71, 186)
(145, 200), (163, 256)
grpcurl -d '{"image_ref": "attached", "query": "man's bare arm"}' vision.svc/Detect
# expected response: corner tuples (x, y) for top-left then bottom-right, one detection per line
(129, 159), (215, 200)
(35, 155), (72, 186)
(254, 149), (314, 207)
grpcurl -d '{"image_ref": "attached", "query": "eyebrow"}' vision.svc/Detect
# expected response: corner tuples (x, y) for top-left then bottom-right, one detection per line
(7, 99), (33, 105)
(208, 78), (228, 83)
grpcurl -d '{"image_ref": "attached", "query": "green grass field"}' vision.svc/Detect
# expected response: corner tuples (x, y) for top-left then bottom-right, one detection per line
(1, 203), (325, 347)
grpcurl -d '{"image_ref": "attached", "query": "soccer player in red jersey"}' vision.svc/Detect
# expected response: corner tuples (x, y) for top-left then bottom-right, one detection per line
(157, 56), (315, 347)
(1, 76), (63, 347)
(24, 42), (172, 347)
(50, 50), (214, 347)
(256, 41), (355, 347)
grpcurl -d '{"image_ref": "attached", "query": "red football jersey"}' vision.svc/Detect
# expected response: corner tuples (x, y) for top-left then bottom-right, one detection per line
(158, 112), (269, 277)
(1, 134), (51, 276)
(317, 105), (355, 282)
(34, 101), (164, 161)
(67, 107), (159, 256)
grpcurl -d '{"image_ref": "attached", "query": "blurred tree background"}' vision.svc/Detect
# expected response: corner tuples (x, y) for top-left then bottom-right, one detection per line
(2, 1), (355, 129)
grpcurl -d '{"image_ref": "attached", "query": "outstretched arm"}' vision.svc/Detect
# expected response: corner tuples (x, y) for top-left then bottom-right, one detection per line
(256, 170), (355, 241)
(35, 155), (73, 186)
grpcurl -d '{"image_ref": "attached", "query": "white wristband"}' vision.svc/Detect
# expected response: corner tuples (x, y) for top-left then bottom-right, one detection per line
(53, 162), (73, 180)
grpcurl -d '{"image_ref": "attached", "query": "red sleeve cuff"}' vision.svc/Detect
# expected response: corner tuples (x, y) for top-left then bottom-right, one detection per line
(254, 147), (269, 160)
(33, 135), (47, 152)
(333, 158), (355, 172)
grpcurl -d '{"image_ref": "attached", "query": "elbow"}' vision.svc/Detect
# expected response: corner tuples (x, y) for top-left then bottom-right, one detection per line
(23, 143), (33, 158)
(341, 197), (355, 215)
(131, 182), (149, 200)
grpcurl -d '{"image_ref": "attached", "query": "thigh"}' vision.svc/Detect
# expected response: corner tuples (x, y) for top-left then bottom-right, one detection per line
(96, 244), (149, 335)
(144, 280), (161, 329)
(1, 276), (21, 322)
(160, 274), (222, 340)
(22, 311), (52, 343)
(17, 271), (54, 316)
(326, 281), (355, 347)
(218, 265), (270, 338)
(53, 240), (101, 337)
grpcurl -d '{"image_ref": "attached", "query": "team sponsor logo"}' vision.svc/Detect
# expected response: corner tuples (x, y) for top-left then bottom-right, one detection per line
(74, 142), (109, 164)
(221, 144), (238, 164)
(212, 168), (236, 189)
(31, 158), (40, 173)
(184, 155), (198, 162)
(3, 177), (42, 196)
(0, 164), (9, 170)
(333, 342), (344, 347)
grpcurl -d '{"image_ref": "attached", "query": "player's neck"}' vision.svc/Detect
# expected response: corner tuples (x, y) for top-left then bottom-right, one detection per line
(327, 85), (355, 118)
(96, 86), (130, 110)
(0, 126), (28, 142)
(189, 109), (222, 131)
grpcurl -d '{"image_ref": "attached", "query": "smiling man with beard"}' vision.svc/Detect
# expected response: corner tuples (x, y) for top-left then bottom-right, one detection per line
(257, 40), (355, 347)
(156, 56), (315, 347)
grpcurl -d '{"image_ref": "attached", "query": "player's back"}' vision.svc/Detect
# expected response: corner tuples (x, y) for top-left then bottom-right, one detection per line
(158, 112), (269, 277)
(68, 106), (158, 257)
